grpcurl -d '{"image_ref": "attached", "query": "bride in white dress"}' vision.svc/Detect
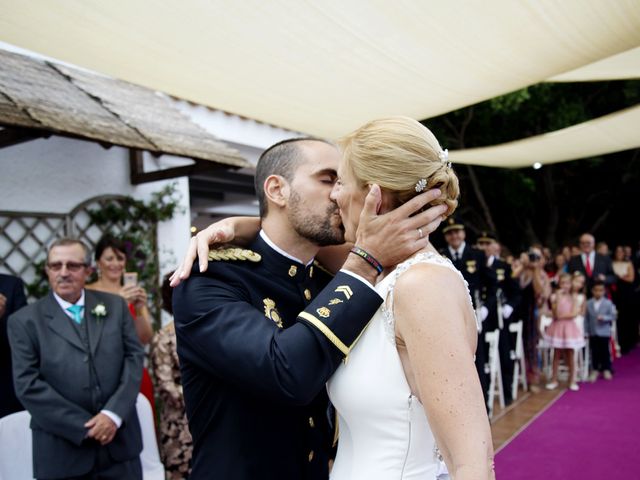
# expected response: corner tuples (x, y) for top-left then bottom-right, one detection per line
(327, 117), (493, 479)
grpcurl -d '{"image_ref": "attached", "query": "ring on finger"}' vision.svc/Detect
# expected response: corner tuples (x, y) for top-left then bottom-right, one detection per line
(417, 227), (424, 239)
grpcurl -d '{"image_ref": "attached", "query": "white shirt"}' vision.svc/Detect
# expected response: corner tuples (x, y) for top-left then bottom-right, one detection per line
(448, 241), (466, 260)
(582, 251), (596, 269)
(593, 298), (603, 312)
(52, 290), (122, 429)
(259, 230), (380, 298)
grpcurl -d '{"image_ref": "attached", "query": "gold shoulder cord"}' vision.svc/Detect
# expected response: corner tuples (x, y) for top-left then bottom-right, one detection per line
(208, 248), (262, 262)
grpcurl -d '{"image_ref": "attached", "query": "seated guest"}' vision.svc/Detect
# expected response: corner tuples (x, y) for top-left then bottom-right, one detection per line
(0, 273), (27, 418)
(8, 238), (144, 480)
(151, 274), (192, 480)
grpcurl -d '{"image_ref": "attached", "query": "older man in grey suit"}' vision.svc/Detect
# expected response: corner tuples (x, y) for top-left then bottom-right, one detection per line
(8, 238), (144, 480)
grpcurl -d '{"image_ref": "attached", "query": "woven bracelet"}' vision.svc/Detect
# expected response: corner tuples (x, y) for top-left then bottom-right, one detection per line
(350, 246), (384, 274)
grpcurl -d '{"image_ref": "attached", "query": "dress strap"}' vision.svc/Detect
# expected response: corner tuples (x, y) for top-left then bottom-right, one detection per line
(382, 252), (474, 343)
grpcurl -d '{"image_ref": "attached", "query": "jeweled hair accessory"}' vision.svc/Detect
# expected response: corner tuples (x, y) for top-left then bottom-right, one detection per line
(414, 178), (427, 193)
(439, 148), (452, 169)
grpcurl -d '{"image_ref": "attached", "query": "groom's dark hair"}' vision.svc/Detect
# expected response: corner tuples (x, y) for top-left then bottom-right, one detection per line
(255, 137), (333, 217)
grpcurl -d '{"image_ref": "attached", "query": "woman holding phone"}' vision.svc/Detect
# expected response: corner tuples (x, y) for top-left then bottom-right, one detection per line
(87, 235), (153, 343)
(87, 234), (155, 408)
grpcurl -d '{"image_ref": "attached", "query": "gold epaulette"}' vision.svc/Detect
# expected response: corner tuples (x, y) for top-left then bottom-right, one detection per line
(208, 247), (262, 262)
(312, 260), (334, 277)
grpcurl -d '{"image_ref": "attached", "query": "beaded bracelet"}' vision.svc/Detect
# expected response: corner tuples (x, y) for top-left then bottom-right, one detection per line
(350, 246), (383, 274)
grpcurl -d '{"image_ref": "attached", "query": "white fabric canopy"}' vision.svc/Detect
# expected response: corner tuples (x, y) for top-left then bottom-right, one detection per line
(0, 0), (639, 140)
(549, 46), (640, 82)
(449, 104), (640, 168)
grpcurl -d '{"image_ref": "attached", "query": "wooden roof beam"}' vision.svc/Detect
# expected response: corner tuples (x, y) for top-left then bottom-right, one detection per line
(0, 127), (51, 149)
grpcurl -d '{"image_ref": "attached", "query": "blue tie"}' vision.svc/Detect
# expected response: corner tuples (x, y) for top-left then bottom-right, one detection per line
(67, 305), (84, 324)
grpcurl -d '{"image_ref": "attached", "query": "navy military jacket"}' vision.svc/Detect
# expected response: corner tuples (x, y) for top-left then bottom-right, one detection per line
(485, 258), (521, 331)
(173, 234), (382, 480)
(442, 245), (497, 314)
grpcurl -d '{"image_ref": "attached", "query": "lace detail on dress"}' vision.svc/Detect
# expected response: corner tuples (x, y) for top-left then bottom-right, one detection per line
(381, 251), (475, 344)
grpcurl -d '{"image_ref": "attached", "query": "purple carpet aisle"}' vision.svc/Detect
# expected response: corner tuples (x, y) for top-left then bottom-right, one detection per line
(495, 348), (640, 479)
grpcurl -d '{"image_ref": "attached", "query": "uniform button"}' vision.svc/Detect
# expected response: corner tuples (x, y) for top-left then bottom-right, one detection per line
(308, 416), (315, 428)
(308, 450), (314, 462)
(83, 356), (89, 363)
(304, 289), (311, 301)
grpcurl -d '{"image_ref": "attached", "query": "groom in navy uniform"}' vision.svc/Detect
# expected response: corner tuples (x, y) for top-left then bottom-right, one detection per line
(173, 138), (444, 480)
(9, 238), (144, 479)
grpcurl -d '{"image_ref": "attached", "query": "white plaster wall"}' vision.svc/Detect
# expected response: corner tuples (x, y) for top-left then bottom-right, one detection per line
(0, 135), (190, 284)
(173, 100), (304, 165)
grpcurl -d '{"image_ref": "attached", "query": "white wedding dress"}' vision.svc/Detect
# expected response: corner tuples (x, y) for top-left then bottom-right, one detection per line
(328, 252), (473, 479)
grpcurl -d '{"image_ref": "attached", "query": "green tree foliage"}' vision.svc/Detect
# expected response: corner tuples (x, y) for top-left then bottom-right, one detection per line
(423, 80), (640, 253)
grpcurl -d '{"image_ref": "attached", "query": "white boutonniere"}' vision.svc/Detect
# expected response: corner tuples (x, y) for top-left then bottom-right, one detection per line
(92, 303), (107, 319)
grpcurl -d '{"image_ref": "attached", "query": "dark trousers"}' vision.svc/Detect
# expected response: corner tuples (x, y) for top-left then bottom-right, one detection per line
(590, 336), (612, 372)
(46, 449), (142, 480)
(475, 332), (489, 406)
(499, 327), (515, 403)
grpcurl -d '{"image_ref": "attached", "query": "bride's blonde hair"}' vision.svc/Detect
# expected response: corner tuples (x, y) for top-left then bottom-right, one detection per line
(339, 116), (459, 216)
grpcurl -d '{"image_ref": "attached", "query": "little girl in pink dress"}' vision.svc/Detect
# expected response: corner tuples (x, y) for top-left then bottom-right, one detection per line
(545, 273), (585, 391)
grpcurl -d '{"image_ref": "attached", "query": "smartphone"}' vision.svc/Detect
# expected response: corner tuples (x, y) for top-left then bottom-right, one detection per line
(123, 272), (138, 287)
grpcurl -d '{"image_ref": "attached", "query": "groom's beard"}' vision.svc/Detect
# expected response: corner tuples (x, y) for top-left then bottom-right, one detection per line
(288, 190), (345, 247)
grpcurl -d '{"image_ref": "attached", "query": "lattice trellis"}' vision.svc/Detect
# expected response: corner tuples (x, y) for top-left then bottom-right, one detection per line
(0, 195), (158, 304)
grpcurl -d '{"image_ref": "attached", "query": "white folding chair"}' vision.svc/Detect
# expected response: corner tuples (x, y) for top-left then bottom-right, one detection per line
(0, 396), (164, 480)
(0, 410), (34, 480)
(135, 394), (165, 480)
(485, 329), (504, 418)
(537, 314), (554, 379)
(509, 320), (528, 400)
(574, 315), (590, 381)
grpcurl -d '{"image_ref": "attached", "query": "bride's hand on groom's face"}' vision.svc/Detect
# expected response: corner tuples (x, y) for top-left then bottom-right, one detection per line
(355, 185), (447, 268)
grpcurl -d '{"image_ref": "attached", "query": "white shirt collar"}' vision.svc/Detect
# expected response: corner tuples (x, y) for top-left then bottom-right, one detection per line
(449, 241), (466, 258)
(593, 298), (603, 310)
(53, 290), (85, 319)
(260, 230), (314, 266)
(487, 255), (495, 267)
(582, 251), (595, 264)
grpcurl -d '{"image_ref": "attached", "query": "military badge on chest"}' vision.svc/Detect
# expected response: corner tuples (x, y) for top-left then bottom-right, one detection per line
(263, 298), (283, 328)
(466, 260), (477, 274)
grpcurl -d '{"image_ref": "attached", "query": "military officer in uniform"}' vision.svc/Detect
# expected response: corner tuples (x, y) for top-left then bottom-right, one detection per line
(172, 138), (446, 480)
(441, 218), (497, 404)
(477, 231), (521, 405)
